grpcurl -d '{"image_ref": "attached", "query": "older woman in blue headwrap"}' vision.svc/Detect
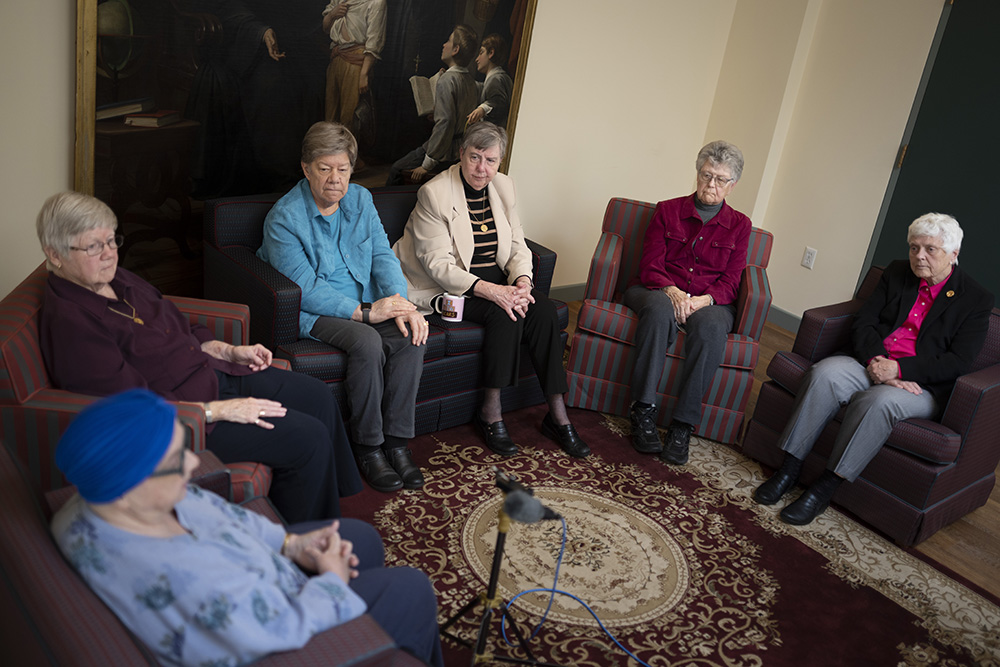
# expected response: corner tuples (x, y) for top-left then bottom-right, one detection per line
(52, 389), (443, 667)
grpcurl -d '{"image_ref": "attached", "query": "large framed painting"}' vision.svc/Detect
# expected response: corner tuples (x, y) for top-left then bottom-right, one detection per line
(75, 0), (537, 198)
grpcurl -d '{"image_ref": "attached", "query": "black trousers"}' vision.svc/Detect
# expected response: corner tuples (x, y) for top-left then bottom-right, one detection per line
(462, 288), (568, 395)
(289, 519), (444, 666)
(209, 367), (362, 523)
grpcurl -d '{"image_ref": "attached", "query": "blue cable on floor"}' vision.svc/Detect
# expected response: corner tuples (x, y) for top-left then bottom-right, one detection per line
(499, 516), (653, 667)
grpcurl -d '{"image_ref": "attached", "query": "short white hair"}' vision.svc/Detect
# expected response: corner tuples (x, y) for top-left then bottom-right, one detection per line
(907, 212), (962, 261)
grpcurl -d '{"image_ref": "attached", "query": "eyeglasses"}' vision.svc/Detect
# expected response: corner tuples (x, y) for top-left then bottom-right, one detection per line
(149, 446), (186, 478)
(697, 172), (735, 187)
(69, 234), (124, 257)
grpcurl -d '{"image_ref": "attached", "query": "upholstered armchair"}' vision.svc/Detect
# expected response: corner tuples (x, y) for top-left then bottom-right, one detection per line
(566, 197), (773, 444)
(0, 444), (422, 666)
(742, 265), (1000, 546)
(0, 264), (277, 503)
(202, 187), (568, 435)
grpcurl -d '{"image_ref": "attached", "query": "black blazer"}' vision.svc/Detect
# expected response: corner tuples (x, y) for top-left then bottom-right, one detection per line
(852, 260), (994, 400)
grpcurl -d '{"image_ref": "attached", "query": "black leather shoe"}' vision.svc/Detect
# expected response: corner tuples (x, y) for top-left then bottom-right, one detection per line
(541, 413), (590, 458)
(475, 415), (518, 456)
(755, 470), (798, 506)
(780, 488), (831, 525)
(629, 403), (662, 454)
(356, 449), (404, 493)
(659, 422), (693, 465)
(385, 446), (425, 489)
(754, 456), (802, 505)
(780, 472), (842, 525)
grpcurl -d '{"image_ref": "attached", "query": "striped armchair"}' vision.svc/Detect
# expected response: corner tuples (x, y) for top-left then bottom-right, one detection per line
(0, 264), (276, 503)
(566, 197), (773, 444)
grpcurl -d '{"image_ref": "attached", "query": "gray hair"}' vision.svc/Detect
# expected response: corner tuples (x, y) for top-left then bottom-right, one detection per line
(301, 121), (358, 167)
(37, 192), (117, 269)
(696, 140), (744, 182)
(461, 121), (508, 159)
(908, 212), (963, 260)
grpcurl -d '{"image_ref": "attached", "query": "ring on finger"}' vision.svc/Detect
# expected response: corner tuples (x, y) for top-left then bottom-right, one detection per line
(259, 410), (265, 417)
(255, 419), (260, 426)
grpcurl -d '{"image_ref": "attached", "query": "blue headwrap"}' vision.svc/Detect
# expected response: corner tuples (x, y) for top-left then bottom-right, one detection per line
(56, 389), (177, 503)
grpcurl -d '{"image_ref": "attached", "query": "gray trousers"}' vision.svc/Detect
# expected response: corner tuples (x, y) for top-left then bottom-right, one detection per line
(777, 355), (939, 481)
(310, 317), (425, 446)
(624, 285), (735, 426)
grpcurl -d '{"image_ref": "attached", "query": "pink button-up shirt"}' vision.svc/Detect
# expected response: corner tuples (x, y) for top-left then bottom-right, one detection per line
(882, 270), (952, 366)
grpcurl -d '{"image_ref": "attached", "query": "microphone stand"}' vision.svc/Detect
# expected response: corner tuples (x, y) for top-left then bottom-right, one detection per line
(439, 496), (561, 666)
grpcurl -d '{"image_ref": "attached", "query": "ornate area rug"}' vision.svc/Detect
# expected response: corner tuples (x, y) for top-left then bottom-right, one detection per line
(340, 405), (1000, 666)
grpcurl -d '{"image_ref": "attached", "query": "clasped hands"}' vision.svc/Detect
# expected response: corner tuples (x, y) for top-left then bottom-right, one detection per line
(662, 286), (712, 325)
(867, 355), (922, 395)
(477, 278), (534, 321)
(357, 294), (429, 346)
(282, 520), (359, 584)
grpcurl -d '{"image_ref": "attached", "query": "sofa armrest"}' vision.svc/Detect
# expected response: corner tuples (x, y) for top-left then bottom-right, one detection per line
(582, 232), (623, 302)
(733, 265), (771, 340)
(526, 238), (557, 296)
(940, 363), (1000, 472)
(204, 244), (303, 348)
(167, 295), (251, 346)
(790, 299), (863, 363)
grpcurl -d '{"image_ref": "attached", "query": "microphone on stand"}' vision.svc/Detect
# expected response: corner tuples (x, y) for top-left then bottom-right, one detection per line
(503, 489), (561, 523)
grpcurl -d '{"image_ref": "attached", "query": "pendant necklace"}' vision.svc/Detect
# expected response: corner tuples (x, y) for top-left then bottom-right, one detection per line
(470, 190), (489, 232)
(107, 297), (145, 325)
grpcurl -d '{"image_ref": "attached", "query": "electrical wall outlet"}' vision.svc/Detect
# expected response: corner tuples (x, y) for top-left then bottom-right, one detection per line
(801, 246), (817, 270)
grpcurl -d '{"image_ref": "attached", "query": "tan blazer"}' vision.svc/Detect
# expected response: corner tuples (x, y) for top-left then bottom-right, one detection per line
(394, 164), (534, 314)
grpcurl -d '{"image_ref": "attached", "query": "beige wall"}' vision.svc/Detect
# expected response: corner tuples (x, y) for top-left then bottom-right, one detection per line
(0, 2), (76, 295)
(0, 0), (943, 323)
(757, 0), (942, 316)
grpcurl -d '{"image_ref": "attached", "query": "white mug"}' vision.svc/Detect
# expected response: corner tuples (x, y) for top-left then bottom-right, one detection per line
(441, 293), (465, 322)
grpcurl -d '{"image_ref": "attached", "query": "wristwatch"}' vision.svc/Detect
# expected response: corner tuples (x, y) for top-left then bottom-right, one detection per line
(361, 302), (372, 324)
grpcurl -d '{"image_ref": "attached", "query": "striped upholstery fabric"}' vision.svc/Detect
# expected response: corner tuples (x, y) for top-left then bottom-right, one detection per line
(204, 188), (568, 435)
(743, 265), (1000, 546)
(567, 197), (774, 444)
(0, 263), (271, 503)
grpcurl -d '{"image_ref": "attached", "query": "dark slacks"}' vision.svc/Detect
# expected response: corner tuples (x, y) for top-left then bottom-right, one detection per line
(310, 317), (425, 446)
(289, 519), (444, 667)
(624, 285), (735, 426)
(462, 288), (568, 394)
(209, 367), (362, 524)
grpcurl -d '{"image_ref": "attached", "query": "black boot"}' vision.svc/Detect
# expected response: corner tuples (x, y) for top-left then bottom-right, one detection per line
(754, 453), (802, 505)
(780, 470), (843, 525)
(629, 402), (662, 454)
(659, 421), (693, 465)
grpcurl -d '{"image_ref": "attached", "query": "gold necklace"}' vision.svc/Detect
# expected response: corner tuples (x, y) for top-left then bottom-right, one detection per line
(469, 193), (490, 232)
(107, 297), (145, 325)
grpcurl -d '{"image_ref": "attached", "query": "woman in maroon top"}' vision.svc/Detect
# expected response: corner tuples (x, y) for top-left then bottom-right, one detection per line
(36, 191), (361, 523)
(623, 141), (751, 466)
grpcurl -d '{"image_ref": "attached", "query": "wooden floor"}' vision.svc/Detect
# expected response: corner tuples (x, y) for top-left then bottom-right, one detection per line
(138, 237), (999, 601)
(566, 301), (1000, 600)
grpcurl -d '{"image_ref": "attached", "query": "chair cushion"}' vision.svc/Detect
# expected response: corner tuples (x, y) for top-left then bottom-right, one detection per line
(577, 299), (759, 371)
(767, 352), (962, 465)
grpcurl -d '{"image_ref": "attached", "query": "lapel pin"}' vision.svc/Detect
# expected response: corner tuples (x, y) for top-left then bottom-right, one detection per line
(946, 290), (955, 298)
